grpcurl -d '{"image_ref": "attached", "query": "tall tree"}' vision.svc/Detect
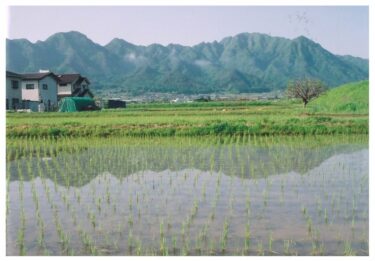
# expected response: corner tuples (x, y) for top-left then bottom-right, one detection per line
(286, 79), (326, 107)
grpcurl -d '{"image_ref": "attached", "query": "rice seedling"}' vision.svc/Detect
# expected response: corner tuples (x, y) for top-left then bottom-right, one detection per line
(88, 211), (96, 229)
(262, 189), (268, 207)
(244, 222), (251, 252)
(135, 239), (143, 256)
(307, 217), (313, 236)
(128, 229), (134, 252)
(257, 240), (264, 256)
(220, 218), (229, 253)
(268, 232), (274, 253)
(172, 236), (178, 255)
(311, 240), (325, 255)
(195, 233), (203, 254)
(324, 208), (328, 224)
(80, 230), (97, 255)
(96, 197), (102, 213)
(127, 214), (134, 227)
(191, 199), (199, 219)
(283, 240), (296, 255)
(159, 219), (164, 239)
(210, 211), (215, 221)
(17, 209), (26, 255)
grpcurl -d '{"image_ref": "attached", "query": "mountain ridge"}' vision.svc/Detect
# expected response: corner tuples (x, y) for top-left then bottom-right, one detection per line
(6, 31), (368, 95)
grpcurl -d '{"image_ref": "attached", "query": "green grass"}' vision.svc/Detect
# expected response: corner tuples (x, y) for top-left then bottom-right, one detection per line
(309, 80), (368, 114)
(6, 90), (368, 138)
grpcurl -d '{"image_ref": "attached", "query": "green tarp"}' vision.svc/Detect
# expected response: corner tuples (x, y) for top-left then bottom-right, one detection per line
(58, 97), (99, 112)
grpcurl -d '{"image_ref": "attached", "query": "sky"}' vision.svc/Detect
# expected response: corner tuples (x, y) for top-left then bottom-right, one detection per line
(7, 6), (369, 58)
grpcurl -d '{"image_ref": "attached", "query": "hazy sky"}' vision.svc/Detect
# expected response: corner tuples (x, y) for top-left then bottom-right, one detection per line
(7, 6), (369, 58)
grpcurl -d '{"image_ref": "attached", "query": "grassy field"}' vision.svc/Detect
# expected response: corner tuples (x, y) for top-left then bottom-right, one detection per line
(310, 80), (368, 113)
(6, 80), (369, 138)
(6, 99), (368, 138)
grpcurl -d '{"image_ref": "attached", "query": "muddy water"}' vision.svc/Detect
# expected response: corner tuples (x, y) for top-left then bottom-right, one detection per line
(7, 141), (368, 255)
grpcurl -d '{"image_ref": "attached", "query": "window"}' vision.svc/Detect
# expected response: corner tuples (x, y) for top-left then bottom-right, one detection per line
(82, 84), (87, 89)
(6, 99), (9, 110)
(60, 84), (67, 87)
(42, 84), (48, 90)
(11, 80), (19, 89)
(26, 84), (35, 89)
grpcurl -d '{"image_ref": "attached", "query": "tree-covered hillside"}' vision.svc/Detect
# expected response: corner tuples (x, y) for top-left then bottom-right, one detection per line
(7, 31), (368, 95)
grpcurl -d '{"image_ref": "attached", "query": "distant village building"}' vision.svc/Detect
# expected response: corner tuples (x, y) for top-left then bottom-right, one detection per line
(6, 70), (94, 112)
(6, 71), (23, 110)
(106, 99), (126, 109)
(57, 74), (93, 100)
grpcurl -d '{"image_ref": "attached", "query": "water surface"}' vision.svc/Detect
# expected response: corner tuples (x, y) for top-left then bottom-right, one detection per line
(7, 137), (368, 255)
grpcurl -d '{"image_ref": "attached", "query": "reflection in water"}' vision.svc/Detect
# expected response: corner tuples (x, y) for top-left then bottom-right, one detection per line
(8, 141), (367, 186)
(6, 141), (368, 255)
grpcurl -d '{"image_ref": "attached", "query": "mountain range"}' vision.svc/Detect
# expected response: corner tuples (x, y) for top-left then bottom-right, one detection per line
(6, 31), (368, 95)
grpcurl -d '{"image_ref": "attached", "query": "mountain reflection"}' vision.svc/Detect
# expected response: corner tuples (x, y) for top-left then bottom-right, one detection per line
(8, 142), (367, 187)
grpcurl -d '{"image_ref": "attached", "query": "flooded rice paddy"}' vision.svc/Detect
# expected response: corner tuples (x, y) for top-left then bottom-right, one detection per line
(6, 135), (368, 255)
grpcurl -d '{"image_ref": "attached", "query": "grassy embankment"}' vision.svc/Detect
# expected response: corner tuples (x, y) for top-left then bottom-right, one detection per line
(309, 80), (368, 113)
(6, 81), (368, 138)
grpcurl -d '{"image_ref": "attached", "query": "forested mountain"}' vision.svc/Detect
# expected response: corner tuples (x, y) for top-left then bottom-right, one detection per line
(7, 31), (368, 94)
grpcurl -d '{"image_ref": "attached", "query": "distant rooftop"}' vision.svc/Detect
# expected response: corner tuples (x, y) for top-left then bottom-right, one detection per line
(57, 74), (81, 84)
(6, 70), (23, 78)
(21, 72), (57, 80)
(57, 74), (90, 85)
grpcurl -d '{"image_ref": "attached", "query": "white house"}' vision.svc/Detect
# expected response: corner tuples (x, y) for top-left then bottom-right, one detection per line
(57, 74), (93, 100)
(20, 72), (59, 112)
(6, 70), (94, 112)
(6, 71), (23, 110)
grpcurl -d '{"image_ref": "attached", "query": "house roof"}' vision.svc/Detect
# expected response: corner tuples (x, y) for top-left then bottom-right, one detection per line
(21, 72), (58, 80)
(57, 74), (81, 84)
(6, 70), (23, 78)
(6, 71), (90, 84)
(57, 74), (90, 85)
